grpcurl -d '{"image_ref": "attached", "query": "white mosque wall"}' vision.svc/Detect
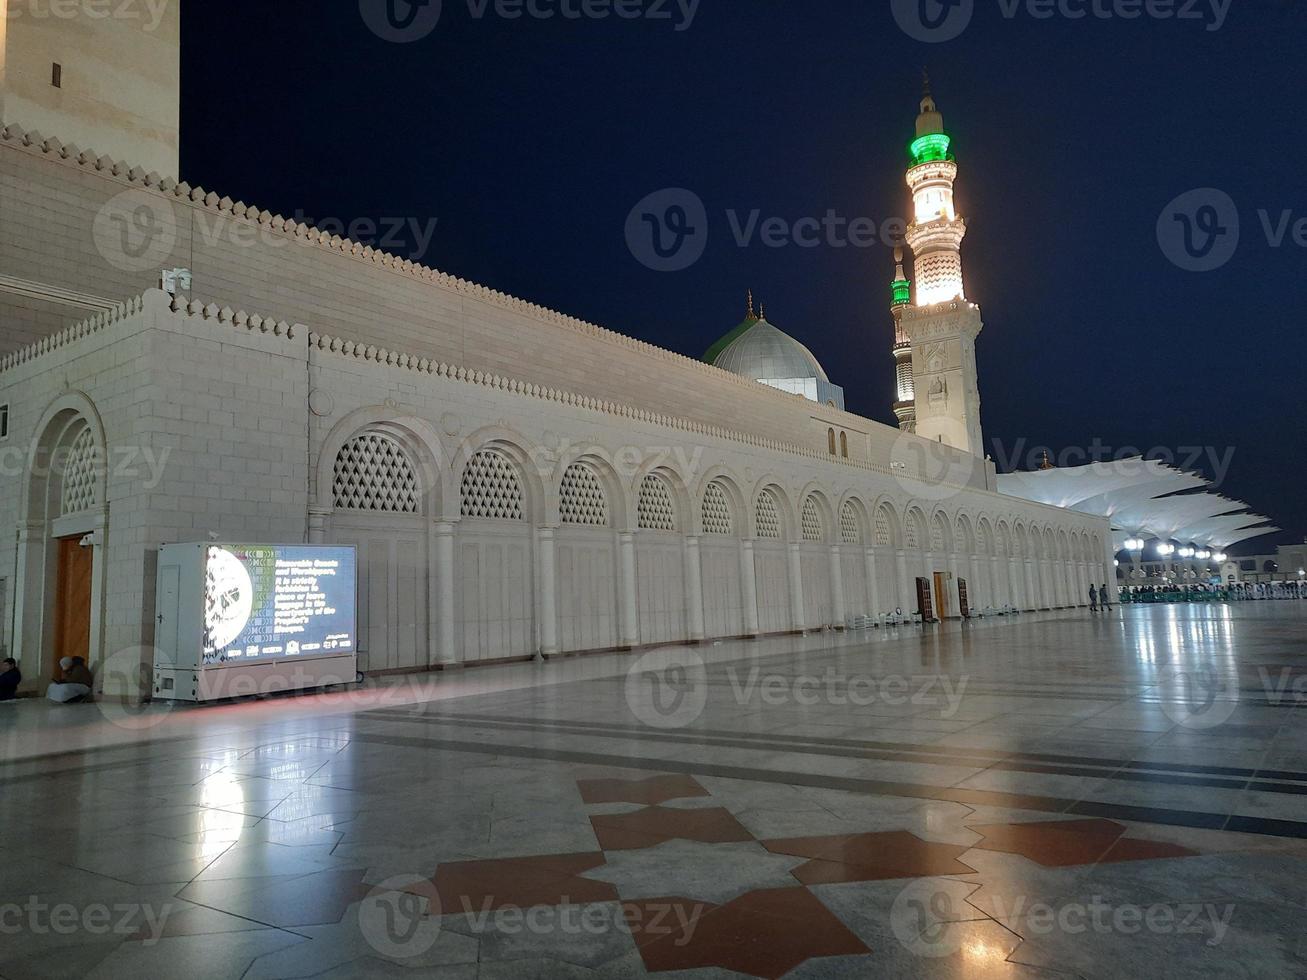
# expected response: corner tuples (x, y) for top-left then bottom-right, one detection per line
(0, 292), (1114, 697)
(0, 123), (992, 489)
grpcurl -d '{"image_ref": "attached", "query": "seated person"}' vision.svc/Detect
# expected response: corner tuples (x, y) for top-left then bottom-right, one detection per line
(0, 657), (20, 701)
(46, 656), (93, 704)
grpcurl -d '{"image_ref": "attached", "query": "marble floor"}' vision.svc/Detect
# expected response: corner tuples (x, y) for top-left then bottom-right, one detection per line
(2, 602), (1307, 978)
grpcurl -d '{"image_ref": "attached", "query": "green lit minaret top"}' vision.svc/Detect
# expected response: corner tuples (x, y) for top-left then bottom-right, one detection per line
(909, 71), (953, 166)
(890, 246), (911, 307)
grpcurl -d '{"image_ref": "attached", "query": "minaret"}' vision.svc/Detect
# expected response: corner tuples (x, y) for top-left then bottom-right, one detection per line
(898, 75), (986, 456)
(890, 247), (916, 431)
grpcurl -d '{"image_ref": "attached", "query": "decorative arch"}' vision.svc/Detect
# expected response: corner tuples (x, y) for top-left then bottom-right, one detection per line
(873, 500), (902, 549)
(315, 408), (448, 519)
(904, 507), (928, 551)
(15, 391), (112, 694)
(799, 488), (836, 545)
(747, 477), (796, 541)
(955, 513), (976, 555)
(701, 479), (738, 536)
(332, 431), (422, 514)
(637, 472), (679, 532)
(558, 461), (611, 527)
(838, 495), (871, 546)
(977, 517), (994, 556)
(451, 426), (547, 524)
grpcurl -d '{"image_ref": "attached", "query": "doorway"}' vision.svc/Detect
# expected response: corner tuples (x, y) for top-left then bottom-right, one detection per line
(52, 536), (93, 681)
(933, 571), (948, 621)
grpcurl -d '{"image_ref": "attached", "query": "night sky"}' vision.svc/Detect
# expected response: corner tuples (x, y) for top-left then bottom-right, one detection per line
(181, 1), (1305, 551)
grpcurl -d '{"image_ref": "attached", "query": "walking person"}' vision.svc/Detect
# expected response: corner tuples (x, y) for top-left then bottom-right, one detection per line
(1101, 583), (1110, 611)
(1089, 584), (1099, 612)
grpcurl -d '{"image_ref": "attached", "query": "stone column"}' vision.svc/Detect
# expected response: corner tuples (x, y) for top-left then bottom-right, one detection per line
(948, 556), (962, 618)
(619, 531), (639, 648)
(895, 550), (912, 615)
(740, 539), (760, 637)
(990, 556), (1004, 608)
(12, 521), (46, 679)
(830, 546), (846, 627)
(788, 543), (806, 632)
(433, 520), (458, 665)
(537, 526), (559, 657)
(684, 535), (705, 642)
(1025, 559), (1039, 611)
(1007, 557), (1022, 610)
(970, 554), (984, 610)
(307, 506), (331, 544)
(865, 548), (881, 618)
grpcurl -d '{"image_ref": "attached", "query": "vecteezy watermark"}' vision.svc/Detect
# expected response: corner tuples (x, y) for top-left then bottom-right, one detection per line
(0, 897), (175, 946)
(625, 188), (710, 273)
(360, 0), (699, 42)
(625, 188), (907, 272)
(1158, 188), (1307, 273)
(6, 0), (171, 32)
(93, 189), (180, 273)
(0, 441), (171, 489)
(457, 896), (708, 943)
(725, 667), (969, 716)
(625, 647), (708, 729)
(891, 880), (1237, 958)
(96, 646), (174, 731)
(986, 895), (1236, 948)
(1158, 665), (1240, 730)
(93, 191), (441, 272)
(358, 875), (444, 960)
(892, 0), (975, 42)
(892, 0), (1229, 42)
(891, 432), (980, 502)
(988, 439), (1238, 489)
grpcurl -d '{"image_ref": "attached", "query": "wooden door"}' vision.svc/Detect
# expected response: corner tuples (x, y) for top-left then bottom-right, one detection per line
(53, 537), (93, 679)
(933, 572), (947, 621)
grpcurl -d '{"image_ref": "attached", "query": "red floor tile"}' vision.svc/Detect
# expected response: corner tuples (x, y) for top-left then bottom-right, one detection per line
(591, 805), (754, 851)
(577, 774), (712, 806)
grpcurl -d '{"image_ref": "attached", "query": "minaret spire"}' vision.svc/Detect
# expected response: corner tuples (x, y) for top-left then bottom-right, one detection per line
(892, 75), (986, 457)
(746, 289), (756, 320)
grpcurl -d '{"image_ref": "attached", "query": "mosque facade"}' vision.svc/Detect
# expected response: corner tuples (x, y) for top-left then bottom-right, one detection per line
(0, 6), (1113, 697)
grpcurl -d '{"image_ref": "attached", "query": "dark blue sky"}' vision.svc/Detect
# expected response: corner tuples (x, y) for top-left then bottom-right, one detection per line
(182, 1), (1305, 551)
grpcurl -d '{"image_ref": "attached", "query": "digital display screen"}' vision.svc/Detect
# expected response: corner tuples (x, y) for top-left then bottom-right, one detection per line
(201, 545), (356, 666)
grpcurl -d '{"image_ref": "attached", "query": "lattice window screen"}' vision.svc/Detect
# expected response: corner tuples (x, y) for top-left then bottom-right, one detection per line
(875, 509), (893, 547)
(905, 514), (923, 550)
(559, 463), (609, 527)
(801, 497), (823, 542)
(638, 475), (677, 532)
(841, 503), (862, 545)
(755, 490), (781, 540)
(702, 482), (733, 535)
(60, 427), (97, 515)
(930, 518), (946, 554)
(333, 433), (420, 514)
(461, 449), (525, 521)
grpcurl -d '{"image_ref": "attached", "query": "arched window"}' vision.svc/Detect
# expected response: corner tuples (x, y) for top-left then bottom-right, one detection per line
(461, 449), (524, 521)
(638, 474), (677, 532)
(333, 432), (420, 514)
(801, 496), (824, 542)
(875, 507), (894, 548)
(756, 490), (782, 539)
(559, 462), (609, 527)
(702, 482), (734, 535)
(60, 425), (99, 516)
(839, 431), (849, 458)
(828, 428), (837, 455)
(840, 502), (862, 545)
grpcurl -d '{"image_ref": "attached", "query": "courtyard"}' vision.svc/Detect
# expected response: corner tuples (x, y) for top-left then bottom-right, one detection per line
(2, 603), (1305, 977)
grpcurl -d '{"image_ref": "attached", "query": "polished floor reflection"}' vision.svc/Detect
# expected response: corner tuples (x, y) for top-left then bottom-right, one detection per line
(2, 603), (1306, 978)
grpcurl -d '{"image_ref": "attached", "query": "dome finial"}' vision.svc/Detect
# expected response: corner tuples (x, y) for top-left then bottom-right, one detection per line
(747, 289), (755, 319)
(758, 301), (766, 320)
